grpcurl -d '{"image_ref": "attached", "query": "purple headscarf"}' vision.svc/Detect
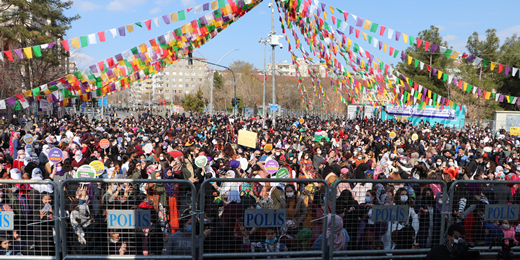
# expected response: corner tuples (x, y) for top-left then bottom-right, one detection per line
(162, 167), (176, 197)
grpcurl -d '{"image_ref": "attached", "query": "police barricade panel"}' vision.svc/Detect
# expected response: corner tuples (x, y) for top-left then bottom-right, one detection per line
(446, 180), (520, 258)
(59, 178), (196, 260)
(198, 178), (329, 260)
(0, 179), (59, 259)
(330, 179), (448, 259)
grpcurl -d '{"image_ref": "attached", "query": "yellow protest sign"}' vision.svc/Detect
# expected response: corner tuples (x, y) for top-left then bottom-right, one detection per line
(238, 130), (258, 149)
(511, 127), (520, 136)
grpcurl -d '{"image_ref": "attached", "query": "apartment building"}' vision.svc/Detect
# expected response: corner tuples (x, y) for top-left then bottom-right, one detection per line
(266, 58), (327, 78)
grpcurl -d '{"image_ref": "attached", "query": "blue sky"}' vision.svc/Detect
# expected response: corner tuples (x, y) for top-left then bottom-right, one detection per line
(66, 0), (520, 72)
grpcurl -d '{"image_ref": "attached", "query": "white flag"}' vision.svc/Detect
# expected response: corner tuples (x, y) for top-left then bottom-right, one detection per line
(165, 31), (172, 43)
(0, 53), (3, 62)
(513, 97), (518, 104)
(340, 22), (348, 31)
(154, 17), (160, 27)
(0, 100), (6, 110)
(351, 14), (357, 22)
(418, 85), (423, 93)
(439, 46), (446, 54)
(513, 67), (518, 77)
(420, 62), (424, 70)
(496, 94), (500, 102)
(473, 57), (482, 66)
(109, 29), (117, 38)
(88, 34), (97, 44)
(123, 50), (132, 59)
(387, 28), (394, 39)
(41, 44), (49, 49)
(448, 75), (453, 84)
(373, 38), (378, 48)
(472, 86), (477, 94)
(428, 99), (432, 106)
(20, 99), (29, 109)
(194, 5), (203, 13)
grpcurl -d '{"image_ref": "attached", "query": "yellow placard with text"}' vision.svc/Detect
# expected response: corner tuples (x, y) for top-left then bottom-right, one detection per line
(511, 127), (520, 136)
(238, 130), (258, 148)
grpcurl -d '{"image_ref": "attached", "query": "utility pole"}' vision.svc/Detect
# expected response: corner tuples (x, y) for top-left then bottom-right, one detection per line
(271, 0), (276, 127)
(259, 38), (268, 127)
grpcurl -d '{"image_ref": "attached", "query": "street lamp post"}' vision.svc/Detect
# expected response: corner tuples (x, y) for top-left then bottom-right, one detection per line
(258, 38), (268, 127)
(196, 49), (239, 115)
(268, 0), (283, 127)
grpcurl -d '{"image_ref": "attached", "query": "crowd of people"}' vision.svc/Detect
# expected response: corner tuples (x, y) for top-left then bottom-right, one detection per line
(0, 110), (518, 258)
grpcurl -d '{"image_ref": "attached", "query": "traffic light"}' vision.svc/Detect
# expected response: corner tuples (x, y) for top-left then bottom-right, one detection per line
(231, 98), (237, 107)
(188, 52), (193, 65)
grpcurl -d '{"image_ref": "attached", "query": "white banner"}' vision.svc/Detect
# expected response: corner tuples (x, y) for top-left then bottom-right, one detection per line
(385, 106), (455, 120)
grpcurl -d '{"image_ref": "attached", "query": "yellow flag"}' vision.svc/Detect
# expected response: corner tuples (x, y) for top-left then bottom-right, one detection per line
(71, 38), (81, 49)
(346, 38), (351, 50)
(211, 0), (218, 10)
(450, 51), (460, 59)
(126, 24), (134, 33)
(417, 93), (422, 100)
(463, 82), (468, 91)
(362, 32), (367, 41)
(24, 90), (32, 97)
(171, 12), (178, 23)
(485, 91), (491, 99)
(139, 44), (148, 53)
(491, 62), (496, 71)
(329, 6), (335, 14)
(323, 12), (327, 20)
(402, 34), (408, 43)
(407, 56), (413, 65)
(23, 47), (33, 59)
(428, 90), (431, 98)
(384, 43), (388, 52)
(438, 71), (443, 79)
(364, 20), (371, 30)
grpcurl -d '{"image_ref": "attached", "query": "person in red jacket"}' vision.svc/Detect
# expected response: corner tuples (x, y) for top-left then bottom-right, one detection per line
(71, 150), (86, 170)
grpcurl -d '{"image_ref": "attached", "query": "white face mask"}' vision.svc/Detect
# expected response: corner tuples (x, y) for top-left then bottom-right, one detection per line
(286, 192), (294, 198)
(317, 151), (322, 155)
(448, 162), (454, 166)
(401, 160), (407, 165)
(160, 157), (164, 160)
(486, 164), (490, 168)
(400, 195), (408, 203)
(502, 224), (510, 230)
(438, 199), (443, 204)
(358, 156), (363, 160)
(304, 155), (309, 160)
(275, 152), (281, 156)
(57, 167), (62, 172)
(436, 162), (442, 166)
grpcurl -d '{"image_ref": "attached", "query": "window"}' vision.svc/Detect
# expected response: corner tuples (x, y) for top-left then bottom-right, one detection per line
(172, 65), (176, 69)
(172, 78), (176, 81)
(191, 78), (195, 82)
(166, 83), (169, 88)
(198, 72), (202, 76)
(173, 90), (177, 93)
(198, 66), (202, 70)
(185, 78), (189, 82)
(199, 78), (203, 82)
(185, 84), (189, 88)
(191, 84), (195, 88)
(172, 72), (177, 75)
(179, 78), (183, 82)
(191, 72), (195, 76)
(179, 72), (183, 76)
(165, 72), (170, 75)
(165, 90), (169, 93)
(198, 84), (202, 87)
(171, 84), (176, 88)
(178, 84), (182, 87)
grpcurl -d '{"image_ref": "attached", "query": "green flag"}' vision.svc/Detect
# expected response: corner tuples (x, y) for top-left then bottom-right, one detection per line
(393, 50), (399, 58)
(409, 36), (415, 46)
(178, 10), (186, 21)
(483, 60), (489, 68)
(218, 0), (225, 8)
(466, 84), (473, 93)
(14, 101), (21, 111)
(32, 87), (41, 97)
(80, 36), (88, 47)
(443, 49), (453, 57)
(442, 73), (447, 82)
(131, 47), (139, 55)
(369, 23), (379, 33)
(414, 59), (419, 68)
(135, 22), (142, 28)
(32, 46), (42, 57)
(368, 35), (372, 44)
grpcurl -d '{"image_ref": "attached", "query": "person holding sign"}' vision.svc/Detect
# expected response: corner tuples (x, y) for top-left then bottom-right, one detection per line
(279, 184), (307, 251)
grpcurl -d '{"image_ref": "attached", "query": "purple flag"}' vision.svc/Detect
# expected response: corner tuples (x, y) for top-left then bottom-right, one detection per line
(162, 15), (171, 25)
(401, 52), (406, 61)
(356, 17), (364, 27)
(13, 49), (23, 59)
(320, 2), (326, 11)
(430, 44), (438, 53)
(349, 25), (354, 35)
(118, 26), (126, 36)
(51, 93), (58, 103)
(356, 57), (360, 65)
(517, 98), (520, 105)
(199, 17), (208, 26)
(499, 94), (504, 102)
(111, 83), (116, 91)
(379, 41), (383, 50)
(237, 0), (244, 8)
(466, 55), (476, 63)
(27, 97), (35, 104)
(223, 15), (230, 23)
(505, 66), (511, 75)
(369, 54), (374, 64)
(317, 7), (321, 17)
(6, 97), (16, 108)
(203, 3), (209, 10)
(49, 81), (57, 86)
(395, 31), (401, 41)
(478, 88), (482, 97)
(48, 42), (56, 49)
(80, 84), (85, 94)
(421, 92), (425, 102)
(453, 78), (457, 86)
(432, 68), (437, 76)
(158, 35), (167, 44)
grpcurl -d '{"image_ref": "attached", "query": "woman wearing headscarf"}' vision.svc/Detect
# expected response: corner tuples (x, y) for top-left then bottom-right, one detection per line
(32, 191), (55, 256)
(415, 187), (442, 248)
(311, 215), (349, 258)
(279, 184), (307, 250)
(352, 163), (372, 204)
(162, 167), (180, 234)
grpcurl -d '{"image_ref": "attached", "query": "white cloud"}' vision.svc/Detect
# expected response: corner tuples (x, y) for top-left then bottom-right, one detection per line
(444, 34), (458, 42)
(180, 0), (195, 6)
(149, 7), (161, 14)
(70, 52), (96, 69)
(75, 0), (103, 11)
(497, 24), (520, 42)
(434, 25), (446, 32)
(107, 0), (147, 11)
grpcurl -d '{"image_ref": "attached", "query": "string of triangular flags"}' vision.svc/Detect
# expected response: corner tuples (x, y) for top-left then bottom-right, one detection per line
(0, 0), (262, 111)
(311, 0), (520, 79)
(0, 0), (256, 62)
(278, 0), (462, 110)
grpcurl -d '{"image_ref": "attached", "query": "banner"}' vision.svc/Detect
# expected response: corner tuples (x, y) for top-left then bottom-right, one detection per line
(383, 105), (466, 128)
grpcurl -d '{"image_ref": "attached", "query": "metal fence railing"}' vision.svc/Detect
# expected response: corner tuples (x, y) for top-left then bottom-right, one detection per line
(4, 177), (520, 259)
(59, 178), (196, 260)
(0, 179), (59, 260)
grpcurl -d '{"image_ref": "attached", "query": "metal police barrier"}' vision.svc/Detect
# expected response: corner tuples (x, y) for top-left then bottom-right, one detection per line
(0, 179), (59, 259)
(448, 180), (520, 257)
(198, 178), (329, 260)
(330, 179), (448, 260)
(59, 178), (196, 260)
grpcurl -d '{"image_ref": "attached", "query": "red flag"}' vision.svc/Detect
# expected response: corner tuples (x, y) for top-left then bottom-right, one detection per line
(61, 40), (70, 52)
(355, 28), (360, 38)
(414, 82), (418, 91)
(332, 16), (336, 25)
(389, 47), (394, 56)
(145, 19), (152, 31)
(4, 51), (13, 61)
(462, 53), (468, 58)
(498, 64), (504, 73)
(416, 38), (423, 49)
(15, 93), (25, 102)
(97, 31), (106, 42)
(97, 61), (104, 71)
(424, 41), (431, 51)
(426, 64), (431, 71)
(107, 57), (115, 68)
(187, 7), (193, 12)
(379, 26), (386, 36)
